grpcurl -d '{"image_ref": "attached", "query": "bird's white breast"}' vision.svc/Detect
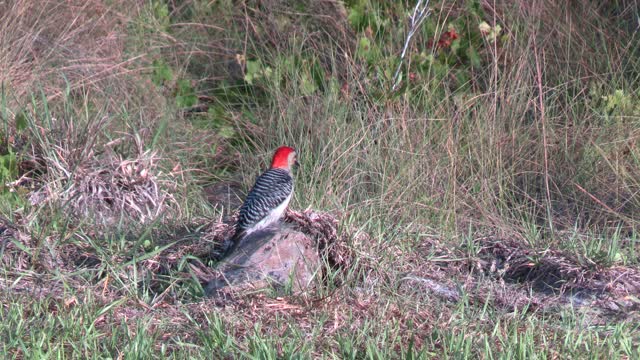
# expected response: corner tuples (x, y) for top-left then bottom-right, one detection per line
(245, 190), (293, 235)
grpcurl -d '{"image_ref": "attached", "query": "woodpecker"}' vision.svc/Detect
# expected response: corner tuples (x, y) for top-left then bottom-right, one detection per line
(222, 146), (298, 257)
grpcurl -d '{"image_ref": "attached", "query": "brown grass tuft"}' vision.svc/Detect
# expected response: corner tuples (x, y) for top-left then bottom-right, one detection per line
(24, 121), (176, 225)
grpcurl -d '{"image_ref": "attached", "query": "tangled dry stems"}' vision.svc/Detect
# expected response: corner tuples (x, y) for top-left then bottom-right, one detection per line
(26, 130), (175, 225)
(475, 237), (640, 299)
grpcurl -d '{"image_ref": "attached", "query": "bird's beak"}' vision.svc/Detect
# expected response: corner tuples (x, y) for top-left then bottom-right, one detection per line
(294, 158), (300, 169)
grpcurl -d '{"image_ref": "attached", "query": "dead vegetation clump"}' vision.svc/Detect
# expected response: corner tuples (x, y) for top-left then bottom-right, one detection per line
(19, 117), (177, 226)
(285, 209), (361, 271)
(474, 237), (640, 301)
(399, 234), (640, 321)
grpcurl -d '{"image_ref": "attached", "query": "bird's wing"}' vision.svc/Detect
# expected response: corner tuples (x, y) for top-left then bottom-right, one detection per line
(236, 169), (293, 230)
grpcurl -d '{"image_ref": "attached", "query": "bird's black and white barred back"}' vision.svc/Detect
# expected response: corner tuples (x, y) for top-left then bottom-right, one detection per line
(220, 146), (297, 258)
(236, 168), (293, 234)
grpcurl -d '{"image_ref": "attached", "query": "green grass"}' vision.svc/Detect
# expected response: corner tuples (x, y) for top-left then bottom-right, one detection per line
(0, 0), (639, 358)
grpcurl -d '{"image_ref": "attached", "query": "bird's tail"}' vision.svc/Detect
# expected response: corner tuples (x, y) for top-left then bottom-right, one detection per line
(219, 228), (245, 259)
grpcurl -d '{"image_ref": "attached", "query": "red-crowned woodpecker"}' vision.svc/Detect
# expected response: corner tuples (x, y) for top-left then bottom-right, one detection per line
(222, 146), (298, 257)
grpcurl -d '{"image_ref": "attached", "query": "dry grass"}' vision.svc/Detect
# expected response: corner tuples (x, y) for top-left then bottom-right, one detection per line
(0, 0), (144, 107)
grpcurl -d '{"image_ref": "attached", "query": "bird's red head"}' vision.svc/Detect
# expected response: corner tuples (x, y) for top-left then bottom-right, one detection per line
(270, 146), (297, 170)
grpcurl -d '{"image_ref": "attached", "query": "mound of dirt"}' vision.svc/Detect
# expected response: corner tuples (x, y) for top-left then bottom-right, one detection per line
(205, 226), (321, 296)
(201, 209), (357, 296)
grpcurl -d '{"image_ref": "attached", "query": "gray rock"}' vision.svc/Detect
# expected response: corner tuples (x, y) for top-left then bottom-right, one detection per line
(205, 224), (321, 296)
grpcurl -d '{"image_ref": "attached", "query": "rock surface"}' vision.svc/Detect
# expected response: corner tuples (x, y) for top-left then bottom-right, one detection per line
(205, 224), (321, 296)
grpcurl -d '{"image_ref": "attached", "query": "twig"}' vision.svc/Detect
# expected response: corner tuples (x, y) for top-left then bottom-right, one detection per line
(391, 0), (431, 92)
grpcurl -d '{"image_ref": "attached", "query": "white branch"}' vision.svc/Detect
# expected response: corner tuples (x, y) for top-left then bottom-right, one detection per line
(391, 0), (431, 92)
